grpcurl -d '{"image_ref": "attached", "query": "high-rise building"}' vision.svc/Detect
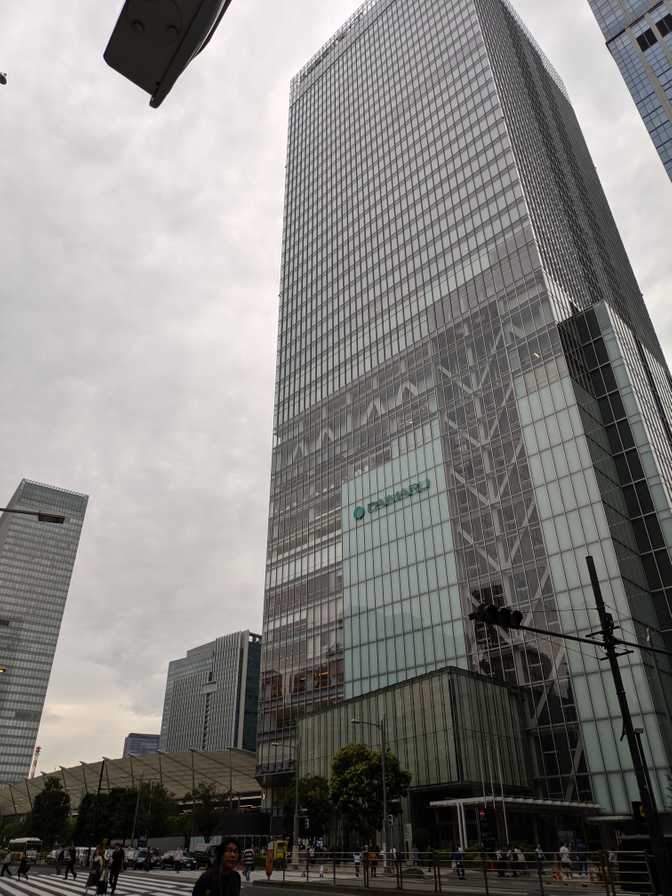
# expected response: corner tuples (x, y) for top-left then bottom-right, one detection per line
(122, 732), (160, 758)
(259, 0), (672, 823)
(160, 631), (261, 753)
(0, 480), (88, 785)
(588, 0), (672, 179)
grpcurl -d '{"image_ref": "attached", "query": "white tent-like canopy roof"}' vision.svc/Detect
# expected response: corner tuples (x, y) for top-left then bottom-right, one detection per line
(0, 749), (261, 817)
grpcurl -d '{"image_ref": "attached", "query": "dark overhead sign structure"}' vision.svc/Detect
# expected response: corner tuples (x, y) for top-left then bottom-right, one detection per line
(104, 0), (234, 108)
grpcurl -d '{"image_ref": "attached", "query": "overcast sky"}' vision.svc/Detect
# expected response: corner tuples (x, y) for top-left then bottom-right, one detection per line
(1, 0), (671, 775)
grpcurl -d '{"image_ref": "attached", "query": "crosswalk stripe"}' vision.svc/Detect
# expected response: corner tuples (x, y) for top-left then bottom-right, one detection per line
(0, 875), (196, 896)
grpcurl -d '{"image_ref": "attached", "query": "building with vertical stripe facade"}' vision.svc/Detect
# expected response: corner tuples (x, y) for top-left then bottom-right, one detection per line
(259, 0), (672, 823)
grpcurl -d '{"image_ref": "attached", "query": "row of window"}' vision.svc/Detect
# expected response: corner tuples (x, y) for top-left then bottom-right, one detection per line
(636, 14), (672, 50)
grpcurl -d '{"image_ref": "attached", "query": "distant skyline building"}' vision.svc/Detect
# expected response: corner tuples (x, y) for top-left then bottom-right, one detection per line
(588, 0), (672, 178)
(122, 732), (160, 758)
(0, 480), (88, 785)
(160, 631), (261, 754)
(259, 0), (672, 829)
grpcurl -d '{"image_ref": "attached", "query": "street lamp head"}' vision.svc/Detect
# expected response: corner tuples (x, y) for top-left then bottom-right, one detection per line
(37, 512), (66, 524)
(0, 666), (6, 673)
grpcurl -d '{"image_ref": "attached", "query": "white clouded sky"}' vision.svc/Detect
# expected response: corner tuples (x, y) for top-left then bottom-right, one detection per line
(1, 0), (670, 775)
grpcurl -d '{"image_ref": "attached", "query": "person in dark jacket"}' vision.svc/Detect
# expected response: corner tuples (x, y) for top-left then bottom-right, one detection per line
(65, 846), (78, 880)
(192, 840), (241, 896)
(17, 854), (30, 881)
(109, 846), (125, 893)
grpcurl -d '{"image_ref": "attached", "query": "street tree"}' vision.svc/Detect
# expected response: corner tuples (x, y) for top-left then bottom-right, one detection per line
(330, 743), (411, 842)
(284, 776), (332, 839)
(189, 783), (220, 841)
(28, 777), (70, 847)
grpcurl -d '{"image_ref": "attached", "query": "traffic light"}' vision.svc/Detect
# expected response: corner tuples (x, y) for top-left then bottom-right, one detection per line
(104, 0), (235, 108)
(469, 604), (524, 630)
(478, 805), (497, 848)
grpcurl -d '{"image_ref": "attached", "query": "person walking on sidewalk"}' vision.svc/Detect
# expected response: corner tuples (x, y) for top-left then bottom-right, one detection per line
(353, 850), (361, 877)
(452, 845), (465, 881)
(1, 849), (12, 877)
(242, 846), (255, 882)
(56, 848), (65, 876)
(193, 840), (241, 896)
(65, 845), (78, 880)
(109, 846), (125, 893)
(17, 853), (30, 881)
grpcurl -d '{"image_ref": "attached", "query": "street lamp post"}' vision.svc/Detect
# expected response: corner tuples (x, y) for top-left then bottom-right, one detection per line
(271, 739), (301, 869)
(0, 507), (65, 524)
(351, 717), (388, 870)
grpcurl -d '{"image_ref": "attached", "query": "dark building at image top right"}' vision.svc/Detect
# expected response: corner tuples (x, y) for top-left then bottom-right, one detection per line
(588, 0), (672, 179)
(259, 0), (672, 837)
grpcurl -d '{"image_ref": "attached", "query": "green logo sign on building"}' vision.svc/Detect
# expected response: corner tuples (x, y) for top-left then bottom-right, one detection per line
(353, 479), (431, 521)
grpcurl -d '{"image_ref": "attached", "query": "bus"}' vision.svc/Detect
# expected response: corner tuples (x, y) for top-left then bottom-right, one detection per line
(8, 838), (42, 863)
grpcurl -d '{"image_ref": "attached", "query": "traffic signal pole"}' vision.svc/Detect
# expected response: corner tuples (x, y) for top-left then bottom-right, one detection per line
(586, 556), (672, 896)
(468, 555), (672, 893)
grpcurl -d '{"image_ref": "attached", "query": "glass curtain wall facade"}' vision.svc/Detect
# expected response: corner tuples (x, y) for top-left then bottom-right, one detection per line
(0, 480), (88, 785)
(588, 0), (672, 179)
(160, 631), (262, 753)
(260, 0), (672, 815)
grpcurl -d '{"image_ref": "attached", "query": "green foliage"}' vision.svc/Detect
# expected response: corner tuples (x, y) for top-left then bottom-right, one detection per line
(73, 784), (175, 844)
(329, 743), (411, 841)
(284, 776), (332, 839)
(28, 777), (70, 848)
(189, 783), (220, 841)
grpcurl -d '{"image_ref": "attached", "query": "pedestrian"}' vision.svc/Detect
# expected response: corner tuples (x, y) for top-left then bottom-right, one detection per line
(369, 847), (378, 877)
(411, 845), (419, 866)
(65, 845), (78, 880)
(353, 849), (361, 877)
(535, 845), (545, 876)
(559, 843), (572, 879)
(1, 848), (12, 877)
(514, 847), (527, 875)
(242, 845), (255, 882)
(18, 853), (30, 881)
(109, 845), (125, 893)
(57, 848), (65, 876)
(576, 839), (588, 877)
(495, 847), (504, 877)
(85, 847), (104, 893)
(452, 845), (465, 881)
(192, 839), (241, 896)
(174, 847), (184, 873)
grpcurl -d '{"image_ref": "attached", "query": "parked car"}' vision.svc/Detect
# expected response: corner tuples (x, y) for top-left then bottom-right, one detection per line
(160, 851), (197, 870)
(130, 848), (155, 869)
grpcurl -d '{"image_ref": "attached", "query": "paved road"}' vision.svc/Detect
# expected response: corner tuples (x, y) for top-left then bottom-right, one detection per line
(0, 868), (628, 896)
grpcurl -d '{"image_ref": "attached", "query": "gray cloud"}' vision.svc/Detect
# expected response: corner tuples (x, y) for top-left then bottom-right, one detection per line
(1, 0), (670, 773)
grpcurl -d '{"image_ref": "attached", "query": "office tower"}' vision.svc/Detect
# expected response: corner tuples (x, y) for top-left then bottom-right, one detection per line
(258, 0), (672, 822)
(160, 631), (261, 753)
(588, 0), (672, 179)
(122, 733), (160, 758)
(0, 480), (88, 785)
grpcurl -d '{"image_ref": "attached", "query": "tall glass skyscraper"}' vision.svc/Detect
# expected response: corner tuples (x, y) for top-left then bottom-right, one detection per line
(259, 0), (672, 817)
(588, 0), (672, 179)
(0, 480), (88, 785)
(160, 631), (262, 753)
